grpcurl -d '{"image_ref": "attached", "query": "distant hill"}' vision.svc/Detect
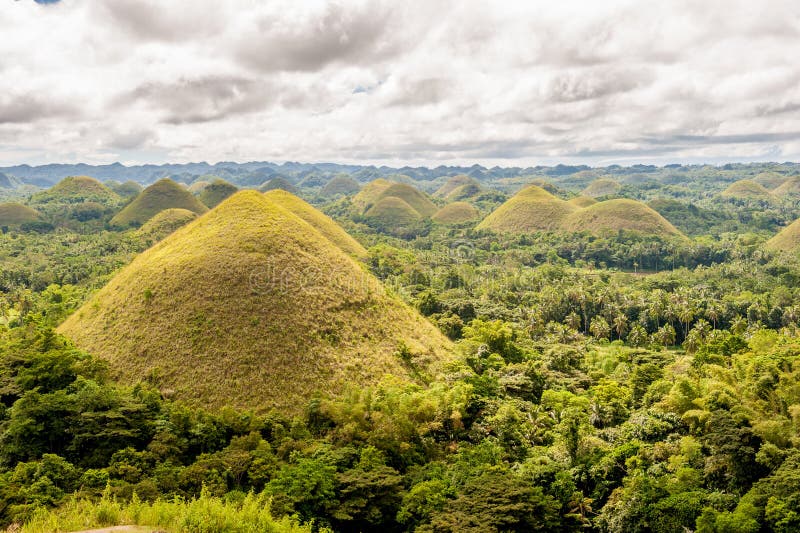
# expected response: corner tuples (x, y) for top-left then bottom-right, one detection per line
(198, 179), (238, 208)
(432, 202), (480, 224)
(107, 180), (143, 199)
(110, 178), (208, 227)
(0, 173), (15, 188)
(476, 184), (577, 233)
(582, 178), (622, 198)
(720, 180), (775, 202)
(58, 191), (452, 413)
(753, 171), (789, 189)
(352, 179), (394, 211)
(136, 208), (199, 241)
(562, 199), (683, 237)
(772, 176), (800, 197)
(31, 176), (121, 205)
(376, 183), (438, 218)
(568, 196), (598, 208)
(259, 177), (298, 194)
(765, 219), (800, 252)
(0, 202), (41, 226)
(434, 175), (480, 198)
(321, 175), (361, 197)
(264, 189), (367, 259)
(364, 196), (422, 227)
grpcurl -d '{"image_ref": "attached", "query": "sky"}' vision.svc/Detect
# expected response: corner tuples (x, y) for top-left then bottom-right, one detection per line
(1, 0), (799, 167)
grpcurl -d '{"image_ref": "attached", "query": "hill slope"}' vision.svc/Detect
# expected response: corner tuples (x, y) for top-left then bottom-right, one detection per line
(198, 179), (238, 208)
(561, 199), (683, 237)
(375, 183), (438, 217)
(352, 179), (394, 210)
(259, 177), (298, 194)
(0, 202), (41, 226)
(321, 175), (361, 197)
(31, 176), (121, 205)
(476, 185), (577, 233)
(721, 180), (775, 201)
(111, 178), (208, 227)
(772, 176), (800, 197)
(582, 178), (622, 198)
(432, 202), (480, 224)
(435, 175), (480, 198)
(364, 196), (422, 227)
(568, 196), (598, 208)
(263, 189), (367, 258)
(58, 191), (451, 413)
(765, 219), (800, 252)
(136, 208), (199, 241)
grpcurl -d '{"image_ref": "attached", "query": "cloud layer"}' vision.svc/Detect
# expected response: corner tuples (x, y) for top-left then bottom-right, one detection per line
(1, 0), (799, 166)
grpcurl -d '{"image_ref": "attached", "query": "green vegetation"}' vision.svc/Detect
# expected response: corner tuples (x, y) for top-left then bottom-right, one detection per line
(582, 177), (621, 198)
(110, 178), (208, 227)
(434, 175), (481, 199)
(58, 191), (451, 413)
(352, 179), (393, 211)
(107, 180), (143, 199)
(4, 163), (800, 532)
(773, 176), (800, 197)
(431, 202), (480, 225)
(372, 183), (437, 218)
(30, 176), (121, 206)
(364, 196), (422, 228)
(197, 179), (238, 209)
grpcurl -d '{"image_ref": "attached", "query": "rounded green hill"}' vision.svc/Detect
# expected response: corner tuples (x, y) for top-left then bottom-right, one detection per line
(432, 202), (480, 224)
(31, 176), (121, 205)
(321, 175), (361, 197)
(58, 190), (452, 413)
(561, 199), (683, 237)
(111, 178), (208, 227)
(198, 179), (238, 208)
(136, 208), (198, 241)
(582, 178), (621, 198)
(364, 196), (422, 227)
(435, 175), (480, 198)
(187, 180), (211, 194)
(0, 202), (41, 226)
(721, 180), (775, 201)
(352, 179), (394, 210)
(753, 171), (789, 190)
(376, 183), (438, 217)
(259, 177), (298, 194)
(108, 180), (143, 199)
(264, 189), (367, 259)
(476, 184), (577, 233)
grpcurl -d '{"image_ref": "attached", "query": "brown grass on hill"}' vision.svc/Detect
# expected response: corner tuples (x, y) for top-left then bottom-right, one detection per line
(31, 176), (121, 205)
(198, 179), (238, 208)
(58, 191), (452, 414)
(765, 219), (800, 252)
(0, 202), (41, 226)
(582, 178), (621, 198)
(561, 199), (683, 237)
(476, 184), (577, 233)
(432, 202), (480, 224)
(568, 196), (598, 208)
(135, 208), (198, 241)
(434, 175), (480, 198)
(364, 196), (422, 227)
(352, 179), (396, 210)
(720, 180), (775, 201)
(263, 189), (367, 259)
(772, 176), (800, 197)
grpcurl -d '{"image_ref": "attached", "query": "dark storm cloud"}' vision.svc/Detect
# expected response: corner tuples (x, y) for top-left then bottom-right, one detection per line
(236, 2), (403, 72)
(122, 76), (275, 124)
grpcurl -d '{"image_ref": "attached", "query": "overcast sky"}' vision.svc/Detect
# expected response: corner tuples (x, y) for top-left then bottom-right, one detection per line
(1, 0), (799, 167)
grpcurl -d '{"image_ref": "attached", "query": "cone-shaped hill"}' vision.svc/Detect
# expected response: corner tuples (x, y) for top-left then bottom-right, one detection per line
(720, 180), (775, 202)
(0, 202), (41, 226)
(476, 185), (577, 233)
(111, 178), (208, 227)
(582, 178), (621, 198)
(198, 179), (238, 208)
(31, 176), (121, 205)
(321, 175), (361, 197)
(376, 183), (437, 217)
(365, 197), (422, 227)
(765, 219), (800, 252)
(136, 208), (199, 241)
(773, 176), (800, 197)
(187, 180), (211, 194)
(259, 177), (298, 194)
(108, 180), (143, 199)
(352, 179), (394, 210)
(568, 196), (598, 208)
(264, 189), (367, 259)
(58, 191), (451, 413)
(435, 175), (480, 198)
(432, 202), (480, 224)
(561, 199), (683, 237)
(753, 171), (789, 189)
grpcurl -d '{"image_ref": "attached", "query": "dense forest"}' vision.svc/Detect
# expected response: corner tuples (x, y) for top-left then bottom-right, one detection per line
(2, 162), (800, 532)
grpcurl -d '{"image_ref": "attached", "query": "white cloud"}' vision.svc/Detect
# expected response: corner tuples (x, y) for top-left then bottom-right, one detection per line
(0, 0), (799, 166)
